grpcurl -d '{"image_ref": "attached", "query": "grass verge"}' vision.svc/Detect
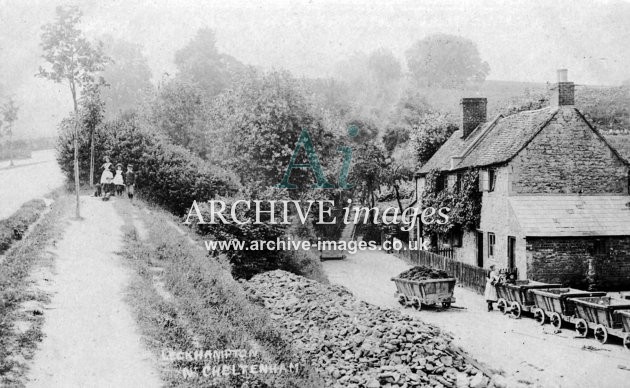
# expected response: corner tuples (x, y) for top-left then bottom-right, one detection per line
(0, 199), (48, 254)
(0, 189), (71, 387)
(113, 199), (325, 387)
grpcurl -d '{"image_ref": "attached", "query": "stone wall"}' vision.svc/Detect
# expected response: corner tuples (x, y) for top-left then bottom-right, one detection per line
(526, 236), (630, 290)
(511, 107), (628, 195)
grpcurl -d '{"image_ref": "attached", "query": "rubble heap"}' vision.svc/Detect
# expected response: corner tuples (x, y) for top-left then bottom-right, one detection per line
(245, 270), (493, 388)
(396, 266), (451, 281)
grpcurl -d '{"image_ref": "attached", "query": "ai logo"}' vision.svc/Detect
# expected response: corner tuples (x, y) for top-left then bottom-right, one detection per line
(276, 126), (357, 189)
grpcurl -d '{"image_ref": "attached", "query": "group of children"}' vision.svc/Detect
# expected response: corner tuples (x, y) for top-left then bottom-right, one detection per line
(96, 156), (136, 201)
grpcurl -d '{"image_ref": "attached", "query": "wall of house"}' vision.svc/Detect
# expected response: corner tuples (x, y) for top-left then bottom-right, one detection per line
(477, 166), (527, 276)
(510, 107), (629, 195)
(526, 236), (630, 290)
(451, 230), (477, 267)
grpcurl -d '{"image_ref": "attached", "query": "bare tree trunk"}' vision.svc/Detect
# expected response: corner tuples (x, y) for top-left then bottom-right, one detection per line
(8, 127), (13, 167)
(71, 84), (80, 219)
(89, 130), (94, 187)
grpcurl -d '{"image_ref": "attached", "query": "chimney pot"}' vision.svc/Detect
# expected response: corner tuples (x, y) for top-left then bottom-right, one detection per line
(557, 69), (568, 82)
(461, 97), (487, 138)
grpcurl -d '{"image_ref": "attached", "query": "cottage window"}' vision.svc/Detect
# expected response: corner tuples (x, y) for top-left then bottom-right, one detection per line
(450, 226), (463, 247)
(456, 173), (464, 192)
(435, 174), (446, 191)
(508, 236), (516, 270)
(593, 240), (608, 255)
(487, 232), (495, 258)
(488, 168), (497, 192)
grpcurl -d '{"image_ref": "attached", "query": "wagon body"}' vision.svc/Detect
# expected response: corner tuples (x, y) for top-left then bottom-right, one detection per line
(530, 288), (606, 318)
(617, 310), (630, 333)
(496, 280), (562, 307)
(391, 277), (456, 307)
(571, 296), (630, 330)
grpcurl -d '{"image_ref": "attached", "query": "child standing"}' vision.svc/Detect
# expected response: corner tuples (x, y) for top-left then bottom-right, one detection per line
(125, 164), (136, 200)
(113, 164), (125, 196)
(100, 166), (114, 200)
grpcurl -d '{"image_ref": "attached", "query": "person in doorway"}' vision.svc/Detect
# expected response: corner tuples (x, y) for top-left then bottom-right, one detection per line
(113, 164), (125, 196)
(484, 264), (500, 311)
(125, 164), (136, 201)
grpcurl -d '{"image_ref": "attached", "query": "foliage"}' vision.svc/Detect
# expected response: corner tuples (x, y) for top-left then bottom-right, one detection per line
(55, 114), (239, 215)
(37, 6), (109, 103)
(409, 111), (457, 166)
(577, 85), (630, 133)
(205, 69), (341, 193)
(421, 169), (481, 235)
(382, 126), (410, 154)
(174, 28), (245, 96)
(144, 79), (209, 158)
(0, 98), (18, 136)
(406, 33), (490, 88)
(100, 35), (154, 119)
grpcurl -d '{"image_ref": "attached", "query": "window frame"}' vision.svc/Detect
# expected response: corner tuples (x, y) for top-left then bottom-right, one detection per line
(487, 232), (495, 258)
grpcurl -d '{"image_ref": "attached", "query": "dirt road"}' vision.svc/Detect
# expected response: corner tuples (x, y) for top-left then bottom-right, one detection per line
(0, 149), (64, 219)
(26, 196), (161, 388)
(323, 250), (630, 388)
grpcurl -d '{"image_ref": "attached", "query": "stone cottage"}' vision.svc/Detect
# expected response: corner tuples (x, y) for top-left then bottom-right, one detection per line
(414, 70), (630, 290)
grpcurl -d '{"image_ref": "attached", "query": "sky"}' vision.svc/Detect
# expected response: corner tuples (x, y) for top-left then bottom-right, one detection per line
(1, 0), (629, 139)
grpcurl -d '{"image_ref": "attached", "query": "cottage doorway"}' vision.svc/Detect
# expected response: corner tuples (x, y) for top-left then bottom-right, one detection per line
(476, 231), (484, 267)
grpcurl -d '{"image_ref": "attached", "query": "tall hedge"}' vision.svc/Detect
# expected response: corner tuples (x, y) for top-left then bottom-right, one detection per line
(56, 114), (240, 215)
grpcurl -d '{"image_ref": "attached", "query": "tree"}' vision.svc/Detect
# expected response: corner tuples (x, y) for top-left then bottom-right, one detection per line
(1, 97), (19, 166)
(409, 111), (457, 166)
(100, 36), (153, 119)
(38, 5), (108, 217)
(80, 83), (105, 186)
(174, 28), (245, 96)
(406, 34), (490, 88)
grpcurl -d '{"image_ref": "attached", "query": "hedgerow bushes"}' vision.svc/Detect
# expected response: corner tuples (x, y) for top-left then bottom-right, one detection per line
(56, 114), (240, 215)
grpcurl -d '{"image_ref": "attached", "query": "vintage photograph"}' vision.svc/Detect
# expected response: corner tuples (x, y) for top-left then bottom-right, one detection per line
(1, 0), (629, 387)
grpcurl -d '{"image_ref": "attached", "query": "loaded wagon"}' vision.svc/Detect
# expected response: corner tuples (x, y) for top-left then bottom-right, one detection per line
(529, 288), (606, 329)
(392, 277), (456, 310)
(495, 280), (562, 318)
(570, 296), (630, 346)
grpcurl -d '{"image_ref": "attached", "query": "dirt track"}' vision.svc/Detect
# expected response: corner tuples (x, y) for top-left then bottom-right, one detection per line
(26, 196), (161, 388)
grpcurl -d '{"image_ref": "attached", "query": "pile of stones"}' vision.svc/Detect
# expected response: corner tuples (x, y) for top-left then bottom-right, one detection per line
(245, 270), (503, 388)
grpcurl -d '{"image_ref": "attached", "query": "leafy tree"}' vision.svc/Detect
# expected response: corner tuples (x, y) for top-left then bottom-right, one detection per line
(1, 97), (19, 166)
(409, 112), (457, 166)
(145, 79), (208, 158)
(406, 34), (490, 88)
(174, 28), (245, 96)
(206, 69), (340, 193)
(100, 36), (153, 119)
(382, 126), (410, 155)
(38, 5), (108, 217)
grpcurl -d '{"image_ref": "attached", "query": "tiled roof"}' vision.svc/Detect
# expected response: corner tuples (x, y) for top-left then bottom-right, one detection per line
(509, 196), (630, 237)
(418, 107), (559, 174)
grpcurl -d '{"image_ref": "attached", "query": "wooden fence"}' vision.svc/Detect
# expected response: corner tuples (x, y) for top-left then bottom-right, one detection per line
(393, 248), (489, 295)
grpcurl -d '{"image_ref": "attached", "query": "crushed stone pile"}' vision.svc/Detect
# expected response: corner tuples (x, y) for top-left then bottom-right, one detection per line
(245, 270), (495, 388)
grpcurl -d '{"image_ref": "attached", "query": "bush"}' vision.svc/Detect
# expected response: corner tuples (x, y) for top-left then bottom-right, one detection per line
(0, 199), (47, 253)
(56, 114), (240, 215)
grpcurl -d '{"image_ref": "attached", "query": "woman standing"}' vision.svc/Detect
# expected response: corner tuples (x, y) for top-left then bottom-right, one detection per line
(484, 265), (500, 311)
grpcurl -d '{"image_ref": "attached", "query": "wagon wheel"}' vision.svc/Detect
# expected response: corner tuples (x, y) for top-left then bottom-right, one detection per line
(497, 298), (507, 313)
(397, 294), (407, 306)
(594, 324), (608, 344)
(441, 301), (451, 308)
(574, 318), (588, 338)
(623, 334), (630, 350)
(533, 308), (546, 325)
(550, 312), (563, 330)
(510, 302), (522, 319)
(412, 298), (421, 310)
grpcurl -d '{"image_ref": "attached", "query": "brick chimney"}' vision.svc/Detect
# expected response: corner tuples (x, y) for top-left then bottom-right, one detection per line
(552, 69), (575, 106)
(461, 97), (487, 138)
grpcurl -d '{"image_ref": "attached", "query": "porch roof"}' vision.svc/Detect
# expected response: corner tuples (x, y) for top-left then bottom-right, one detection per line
(509, 195), (630, 237)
